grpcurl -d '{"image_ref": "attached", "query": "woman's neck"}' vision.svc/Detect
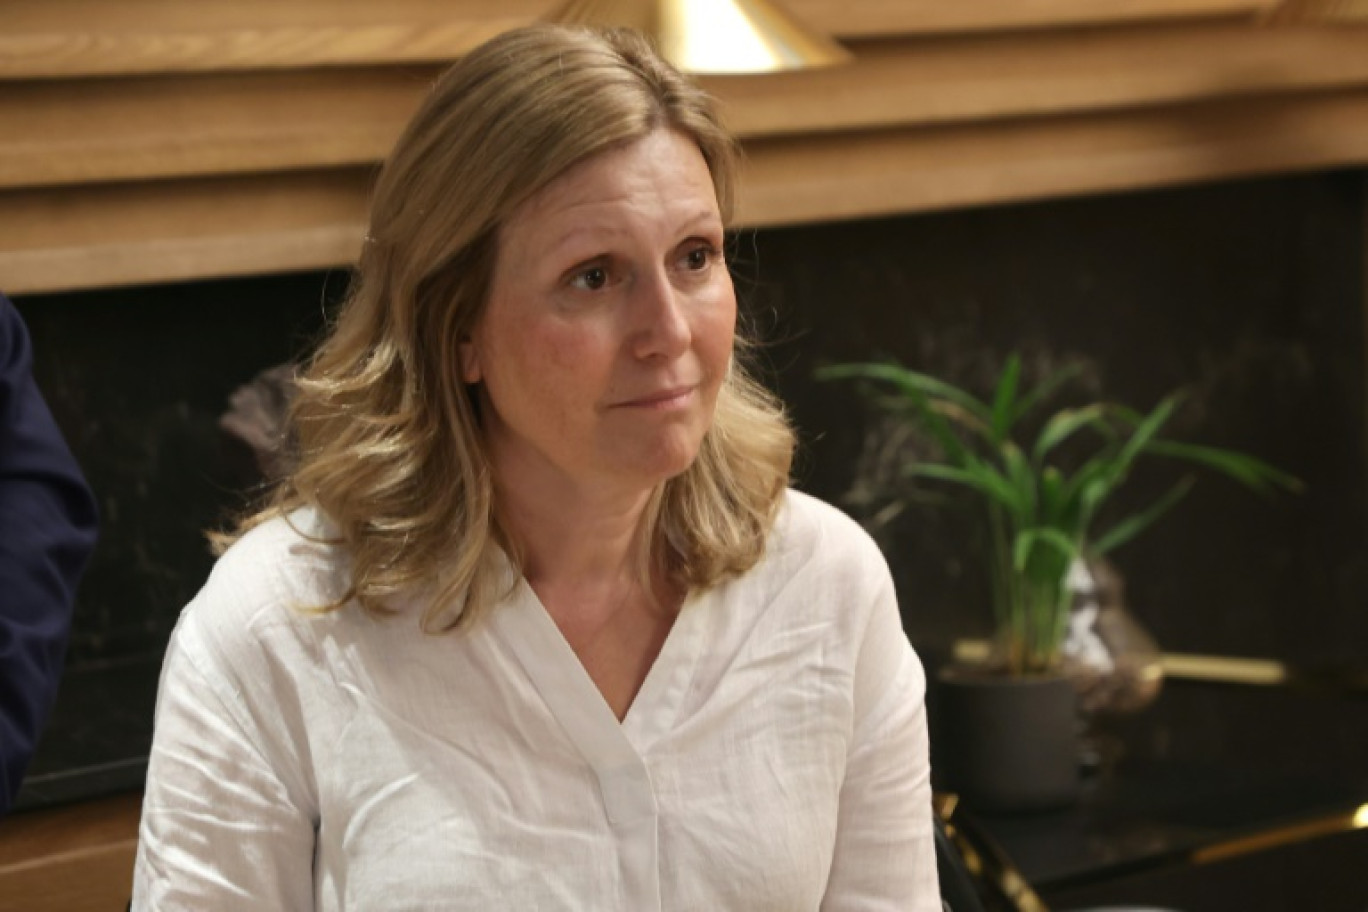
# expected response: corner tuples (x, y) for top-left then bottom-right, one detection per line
(493, 473), (655, 590)
(491, 465), (682, 722)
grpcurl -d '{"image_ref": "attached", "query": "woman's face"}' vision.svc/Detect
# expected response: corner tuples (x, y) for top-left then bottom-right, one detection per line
(460, 128), (736, 501)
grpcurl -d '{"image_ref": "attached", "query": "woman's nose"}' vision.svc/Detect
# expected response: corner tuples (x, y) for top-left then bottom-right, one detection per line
(630, 271), (691, 360)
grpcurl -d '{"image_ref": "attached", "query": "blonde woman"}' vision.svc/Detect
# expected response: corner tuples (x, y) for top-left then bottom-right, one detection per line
(133, 25), (939, 910)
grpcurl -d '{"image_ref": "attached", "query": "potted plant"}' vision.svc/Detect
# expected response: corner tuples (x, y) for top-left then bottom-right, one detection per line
(818, 355), (1299, 810)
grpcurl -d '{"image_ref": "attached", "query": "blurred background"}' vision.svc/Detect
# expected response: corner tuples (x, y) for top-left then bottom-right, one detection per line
(3, 1), (1366, 909)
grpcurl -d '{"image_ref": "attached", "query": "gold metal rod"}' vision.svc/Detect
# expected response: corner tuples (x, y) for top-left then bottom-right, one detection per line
(1192, 804), (1368, 864)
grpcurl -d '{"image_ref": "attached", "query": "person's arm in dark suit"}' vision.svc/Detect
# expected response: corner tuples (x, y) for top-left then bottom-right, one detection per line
(0, 293), (98, 815)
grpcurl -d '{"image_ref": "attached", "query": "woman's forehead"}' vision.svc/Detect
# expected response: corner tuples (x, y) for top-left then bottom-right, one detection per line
(496, 129), (721, 255)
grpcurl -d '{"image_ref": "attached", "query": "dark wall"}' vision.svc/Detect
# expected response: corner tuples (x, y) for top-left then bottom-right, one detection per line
(12, 170), (1366, 807)
(745, 172), (1365, 664)
(13, 272), (345, 805)
(742, 170), (1367, 786)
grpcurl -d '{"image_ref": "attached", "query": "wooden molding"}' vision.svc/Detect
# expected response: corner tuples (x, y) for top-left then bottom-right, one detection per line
(788, 0), (1275, 36)
(0, 792), (141, 912)
(0, 68), (432, 189)
(0, 0), (545, 79)
(7, 24), (1368, 191)
(7, 91), (1368, 295)
(739, 90), (1368, 226)
(0, 171), (371, 294)
(708, 23), (1368, 136)
(0, 0), (1277, 79)
(4, 1), (1365, 295)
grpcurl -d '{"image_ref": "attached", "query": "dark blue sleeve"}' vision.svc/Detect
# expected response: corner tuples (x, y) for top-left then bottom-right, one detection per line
(0, 293), (99, 815)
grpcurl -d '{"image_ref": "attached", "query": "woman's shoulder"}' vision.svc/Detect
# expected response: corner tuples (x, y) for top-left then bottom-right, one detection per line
(773, 488), (888, 572)
(745, 489), (895, 611)
(712, 489), (897, 648)
(214, 506), (348, 600)
(174, 507), (351, 667)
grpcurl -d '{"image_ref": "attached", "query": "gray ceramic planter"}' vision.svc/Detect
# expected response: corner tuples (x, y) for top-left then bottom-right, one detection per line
(934, 670), (1082, 813)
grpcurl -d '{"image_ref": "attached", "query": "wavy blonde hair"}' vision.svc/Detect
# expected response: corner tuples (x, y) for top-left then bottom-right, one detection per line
(224, 24), (795, 631)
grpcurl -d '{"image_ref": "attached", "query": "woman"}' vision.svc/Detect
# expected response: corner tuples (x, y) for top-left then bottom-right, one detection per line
(133, 25), (939, 910)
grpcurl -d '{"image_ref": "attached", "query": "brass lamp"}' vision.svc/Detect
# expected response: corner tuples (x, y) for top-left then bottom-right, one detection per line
(548, 0), (851, 73)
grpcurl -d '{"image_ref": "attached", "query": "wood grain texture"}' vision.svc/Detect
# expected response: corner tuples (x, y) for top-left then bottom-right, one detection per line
(787, 0), (1275, 36)
(0, 0), (545, 79)
(707, 23), (1368, 135)
(3, 1), (1364, 294)
(738, 89), (1368, 226)
(8, 23), (1368, 190)
(0, 68), (436, 188)
(0, 170), (371, 294)
(0, 792), (141, 912)
(6, 90), (1368, 294)
(0, 0), (1276, 78)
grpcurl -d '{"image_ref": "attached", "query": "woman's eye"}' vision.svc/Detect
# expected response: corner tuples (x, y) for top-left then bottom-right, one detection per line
(683, 245), (717, 271)
(570, 266), (608, 291)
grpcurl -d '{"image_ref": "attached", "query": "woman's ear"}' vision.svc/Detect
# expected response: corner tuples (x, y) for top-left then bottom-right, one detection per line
(457, 335), (482, 383)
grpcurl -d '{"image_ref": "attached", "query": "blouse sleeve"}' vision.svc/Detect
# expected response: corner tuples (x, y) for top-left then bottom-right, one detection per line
(821, 571), (941, 911)
(132, 618), (316, 911)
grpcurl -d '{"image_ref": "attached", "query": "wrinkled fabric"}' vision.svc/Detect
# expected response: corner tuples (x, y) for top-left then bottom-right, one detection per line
(133, 490), (938, 910)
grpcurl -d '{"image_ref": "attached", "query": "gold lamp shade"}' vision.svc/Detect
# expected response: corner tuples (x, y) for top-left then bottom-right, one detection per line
(1266, 0), (1368, 22)
(549, 0), (852, 74)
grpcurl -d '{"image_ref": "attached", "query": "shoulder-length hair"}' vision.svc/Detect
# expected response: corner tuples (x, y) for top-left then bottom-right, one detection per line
(224, 24), (795, 631)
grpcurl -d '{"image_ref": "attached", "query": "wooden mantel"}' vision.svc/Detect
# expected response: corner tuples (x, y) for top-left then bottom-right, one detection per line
(0, 791), (141, 911)
(4, 0), (1368, 294)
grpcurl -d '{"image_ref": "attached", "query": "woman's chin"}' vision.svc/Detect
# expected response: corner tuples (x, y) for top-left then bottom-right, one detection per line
(606, 433), (706, 488)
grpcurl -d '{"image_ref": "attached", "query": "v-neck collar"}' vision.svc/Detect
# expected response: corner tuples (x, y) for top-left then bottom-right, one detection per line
(490, 570), (696, 911)
(490, 572), (711, 823)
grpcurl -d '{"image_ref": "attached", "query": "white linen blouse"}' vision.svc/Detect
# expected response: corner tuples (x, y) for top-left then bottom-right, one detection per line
(132, 489), (939, 910)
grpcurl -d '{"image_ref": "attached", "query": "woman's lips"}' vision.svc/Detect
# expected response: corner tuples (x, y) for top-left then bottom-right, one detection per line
(613, 385), (697, 410)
